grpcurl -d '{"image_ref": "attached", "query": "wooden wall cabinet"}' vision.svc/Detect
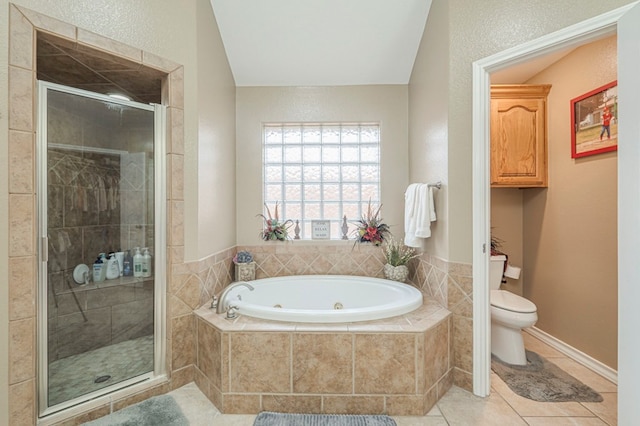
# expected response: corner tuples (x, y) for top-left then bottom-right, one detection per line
(491, 84), (552, 187)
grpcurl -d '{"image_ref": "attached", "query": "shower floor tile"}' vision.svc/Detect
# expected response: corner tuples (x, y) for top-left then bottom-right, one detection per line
(48, 334), (154, 406)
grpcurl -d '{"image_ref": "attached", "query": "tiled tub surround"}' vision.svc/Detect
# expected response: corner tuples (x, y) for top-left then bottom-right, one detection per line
(236, 243), (474, 391)
(193, 299), (452, 416)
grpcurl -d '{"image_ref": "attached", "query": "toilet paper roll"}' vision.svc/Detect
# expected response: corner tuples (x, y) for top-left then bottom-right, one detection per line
(504, 264), (521, 279)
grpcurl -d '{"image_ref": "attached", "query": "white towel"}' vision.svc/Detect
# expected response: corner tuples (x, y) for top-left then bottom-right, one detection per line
(404, 183), (421, 247)
(415, 186), (437, 238)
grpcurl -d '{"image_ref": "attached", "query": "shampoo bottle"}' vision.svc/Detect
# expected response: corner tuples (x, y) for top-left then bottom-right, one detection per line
(93, 255), (105, 282)
(106, 252), (120, 280)
(133, 247), (143, 278)
(142, 248), (152, 278)
(123, 250), (132, 277)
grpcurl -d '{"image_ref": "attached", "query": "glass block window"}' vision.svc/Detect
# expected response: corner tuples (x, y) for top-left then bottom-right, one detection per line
(263, 123), (381, 239)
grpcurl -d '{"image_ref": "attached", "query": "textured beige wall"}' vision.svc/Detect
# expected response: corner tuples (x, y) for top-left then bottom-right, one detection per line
(443, 0), (634, 263)
(235, 85), (409, 245)
(490, 189), (524, 295)
(524, 36), (618, 368)
(195, 0), (237, 257)
(408, 0), (449, 259)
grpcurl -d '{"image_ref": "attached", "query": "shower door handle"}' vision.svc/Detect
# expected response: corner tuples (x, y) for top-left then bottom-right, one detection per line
(41, 236), (48, 262)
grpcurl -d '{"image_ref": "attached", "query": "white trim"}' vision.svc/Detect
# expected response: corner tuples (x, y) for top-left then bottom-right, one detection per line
(525, 327), (617, 385)
(471, 2), (636, 398)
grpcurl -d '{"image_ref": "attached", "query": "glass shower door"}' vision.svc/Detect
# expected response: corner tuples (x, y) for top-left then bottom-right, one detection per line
(37, 82), (166, 414)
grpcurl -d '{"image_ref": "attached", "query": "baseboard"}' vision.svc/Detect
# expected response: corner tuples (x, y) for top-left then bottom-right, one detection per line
(525, 327), (618, 385)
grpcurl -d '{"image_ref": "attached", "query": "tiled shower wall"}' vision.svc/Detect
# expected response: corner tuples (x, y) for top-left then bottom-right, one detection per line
(7, 5), (188, 424)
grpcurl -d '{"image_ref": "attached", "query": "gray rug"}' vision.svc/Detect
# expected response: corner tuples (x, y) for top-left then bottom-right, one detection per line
(491, 350), (603, 402)
(82, 394), (189, 426)
(253, 411), (397, 426)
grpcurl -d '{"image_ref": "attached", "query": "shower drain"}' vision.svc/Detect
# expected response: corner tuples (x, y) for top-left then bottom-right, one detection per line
(94, 375), (111, 384)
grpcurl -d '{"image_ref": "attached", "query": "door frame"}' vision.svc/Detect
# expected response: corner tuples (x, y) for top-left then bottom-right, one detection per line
(471, 0), (638, 400)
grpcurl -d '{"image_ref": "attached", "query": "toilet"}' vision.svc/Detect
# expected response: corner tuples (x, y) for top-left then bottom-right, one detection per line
(490, 255), (537, 365)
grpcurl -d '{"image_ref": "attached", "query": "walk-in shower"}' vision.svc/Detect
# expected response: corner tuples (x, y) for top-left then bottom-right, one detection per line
(37, 82), (166, 415)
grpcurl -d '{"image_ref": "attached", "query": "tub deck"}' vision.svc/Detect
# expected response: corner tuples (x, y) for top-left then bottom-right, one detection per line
(193, 299), (452, 416)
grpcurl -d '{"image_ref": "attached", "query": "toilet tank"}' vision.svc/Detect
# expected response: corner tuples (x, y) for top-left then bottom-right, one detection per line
(490, 255), (506, 290)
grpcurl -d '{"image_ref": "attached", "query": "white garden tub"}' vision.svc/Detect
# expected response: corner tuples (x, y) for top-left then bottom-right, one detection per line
(222, 275), (423, 323)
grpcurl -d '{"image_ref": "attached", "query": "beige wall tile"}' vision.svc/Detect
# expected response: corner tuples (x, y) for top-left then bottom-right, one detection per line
(424, 319), (450, 390)
(172, 314), (195, 370)
(453, 368), (473, 392)
(452, 315), (473, 373)
(9, 131), (34, 194)
(143, 50), (180, 73)
(176, 274), (201, 310)
(261, 395), (322, 414)
(169, 67), (185, 109)
(8, 256), (35, 321)
(9, 379), (35, 426)
(9, 66), (34, 131)
(386, 395), (425, 416)
(170, 201), (185, 246)
(112, 382), (170, 412)
(77, 28), (142, 63)
(9, 318), (35, 385)
(222, 394), (261, 414)
(168, 107), (184, 154)
(59, 405), (111, 425)
(9, 5), (34, 69)
(229, 333), (290, 393)
(197, 319), (222, 388)
(170, 154), (185, 201)
(293, 333), (352, 394)
(16, 5), (76, 40)
(170, 365), (194, 390)
(355, 334), (416, 394)
(194, 366), (212, 403)
(9, 194), (34, 257)
(437, 369), (454, 399)
(322, 396), (384, 415)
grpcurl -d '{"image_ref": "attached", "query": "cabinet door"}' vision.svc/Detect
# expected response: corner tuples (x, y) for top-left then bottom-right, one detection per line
(491, 97), (547, 187)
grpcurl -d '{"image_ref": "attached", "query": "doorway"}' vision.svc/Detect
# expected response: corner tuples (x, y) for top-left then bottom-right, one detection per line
(37, 81), (166, 415)
(471, 4), (640, 417)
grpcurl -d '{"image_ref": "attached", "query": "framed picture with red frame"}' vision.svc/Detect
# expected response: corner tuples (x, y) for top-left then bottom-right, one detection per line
(570, 80), (618, 159)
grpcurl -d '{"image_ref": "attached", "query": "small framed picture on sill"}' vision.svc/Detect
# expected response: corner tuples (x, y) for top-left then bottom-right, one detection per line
(311, 220), (330, 240)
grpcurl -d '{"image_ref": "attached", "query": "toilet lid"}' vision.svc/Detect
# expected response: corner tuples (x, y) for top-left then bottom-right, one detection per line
(490, 290), (537, 313)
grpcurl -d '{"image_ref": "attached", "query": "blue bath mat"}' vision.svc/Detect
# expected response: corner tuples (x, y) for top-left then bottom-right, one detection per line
(82, 394), (189, 426)
(253, 411), (397, 426)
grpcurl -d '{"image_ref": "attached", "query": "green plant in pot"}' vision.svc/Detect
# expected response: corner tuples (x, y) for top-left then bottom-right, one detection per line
(382, 238), (419, 282)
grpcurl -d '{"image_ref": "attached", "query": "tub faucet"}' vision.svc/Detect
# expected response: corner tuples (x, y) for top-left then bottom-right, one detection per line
(216, 281), (254, 314)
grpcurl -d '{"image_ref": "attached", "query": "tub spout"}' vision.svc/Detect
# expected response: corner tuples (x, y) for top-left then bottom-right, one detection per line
(216, 281), (254, 314)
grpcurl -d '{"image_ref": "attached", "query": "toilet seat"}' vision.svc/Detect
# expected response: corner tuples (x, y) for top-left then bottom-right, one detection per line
(490, 290), (536, 313)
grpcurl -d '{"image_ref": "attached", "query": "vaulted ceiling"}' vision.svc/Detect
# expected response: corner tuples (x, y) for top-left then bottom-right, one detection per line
(209, 0), (433, 86)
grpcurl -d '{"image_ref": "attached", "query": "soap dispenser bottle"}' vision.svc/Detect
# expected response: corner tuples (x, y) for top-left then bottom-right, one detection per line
(106, 252), (120, 280)
(133, 247), (143, 278)
(93, 254), (106, 282)
(142, 248), (152, 278)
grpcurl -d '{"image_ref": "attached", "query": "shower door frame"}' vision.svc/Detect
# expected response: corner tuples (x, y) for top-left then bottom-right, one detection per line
(36, 81), (167, 417)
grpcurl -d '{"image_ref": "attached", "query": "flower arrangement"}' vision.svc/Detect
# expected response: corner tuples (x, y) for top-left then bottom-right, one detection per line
(233, 250), (254, 264)
(383, 238), (419, 266)
(353, 200), (389, 246)
(257, 202), (293, 241)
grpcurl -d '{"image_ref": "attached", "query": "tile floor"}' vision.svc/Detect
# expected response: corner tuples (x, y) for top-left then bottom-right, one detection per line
(48, 335), (154, 406)
(168, 331), (617, 425)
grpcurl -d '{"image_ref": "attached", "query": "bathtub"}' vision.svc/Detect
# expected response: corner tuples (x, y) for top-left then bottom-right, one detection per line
(222, 275), (423, 323)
